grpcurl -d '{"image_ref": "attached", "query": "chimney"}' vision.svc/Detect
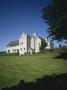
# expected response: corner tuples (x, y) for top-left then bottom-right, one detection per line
(33, 33), (37, 37)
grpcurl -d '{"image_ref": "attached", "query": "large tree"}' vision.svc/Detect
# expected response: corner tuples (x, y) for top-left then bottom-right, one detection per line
(42, 0), (67, 41)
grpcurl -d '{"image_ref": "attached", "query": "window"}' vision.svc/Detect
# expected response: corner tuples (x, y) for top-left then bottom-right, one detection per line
(39, 43), (41, 47)
(20, 42), (23, 45)
(20, 48), (22, 51)
(8, 50), (10, 53)
(12, 49), (16, 52)
(17, 49), (19, 52)
(24, 48), (25, 50)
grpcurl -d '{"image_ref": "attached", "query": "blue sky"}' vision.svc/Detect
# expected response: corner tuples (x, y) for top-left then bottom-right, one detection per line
(0, 0), (58, 51)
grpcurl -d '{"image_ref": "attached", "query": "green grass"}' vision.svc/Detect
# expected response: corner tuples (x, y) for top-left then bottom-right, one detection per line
(0, 53), (67, 89)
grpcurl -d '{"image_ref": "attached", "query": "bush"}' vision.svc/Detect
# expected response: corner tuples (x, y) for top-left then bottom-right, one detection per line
(0, 52), (18, 56)
(53, 46), (67, 54)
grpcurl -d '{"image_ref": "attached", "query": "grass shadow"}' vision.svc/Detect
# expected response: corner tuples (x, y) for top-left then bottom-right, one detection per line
(54, 52), (67, 60)
(2, 73), (67, 90)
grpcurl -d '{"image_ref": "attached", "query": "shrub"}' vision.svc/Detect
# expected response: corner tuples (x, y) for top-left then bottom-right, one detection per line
(0, 51), (18, 56)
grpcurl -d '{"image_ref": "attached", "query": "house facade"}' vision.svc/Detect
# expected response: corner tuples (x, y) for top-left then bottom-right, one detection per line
(6, 32), (53, 55)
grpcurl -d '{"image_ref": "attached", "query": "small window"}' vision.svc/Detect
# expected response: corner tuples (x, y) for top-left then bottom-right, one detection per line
(39, 43), (41, 47)
(20, 48), (22, 51)
(12, 49), (16, 52)
(17, 49), (19, 52)
(20, 42), (23, 45)
(8, 50), (10, 53)
(24, 48), (25, 50)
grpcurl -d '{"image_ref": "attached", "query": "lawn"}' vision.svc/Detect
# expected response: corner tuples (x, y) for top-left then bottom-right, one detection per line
(0, 53), (67, 89)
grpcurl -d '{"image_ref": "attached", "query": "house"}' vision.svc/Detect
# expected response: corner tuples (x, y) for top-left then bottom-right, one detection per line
(6, 32), (53, 55)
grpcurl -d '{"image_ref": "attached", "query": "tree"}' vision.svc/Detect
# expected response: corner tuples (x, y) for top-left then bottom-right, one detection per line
(42, 0), (67, 42)
(40, 41), (47, 52)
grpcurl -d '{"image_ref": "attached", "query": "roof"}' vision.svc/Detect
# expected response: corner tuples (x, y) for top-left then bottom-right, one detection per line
(39, 36), (45, 41)
(7, 40), (19, 47)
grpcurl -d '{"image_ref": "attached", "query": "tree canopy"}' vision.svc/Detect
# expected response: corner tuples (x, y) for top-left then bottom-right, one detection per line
(42, 0), (67, 41)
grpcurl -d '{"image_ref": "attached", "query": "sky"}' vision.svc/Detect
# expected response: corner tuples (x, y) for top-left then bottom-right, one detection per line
(0, 0), (58, 51)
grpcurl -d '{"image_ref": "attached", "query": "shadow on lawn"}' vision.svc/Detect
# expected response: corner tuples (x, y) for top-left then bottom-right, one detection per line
(54, 52), (67, 60)
(2, 73), (67, 90)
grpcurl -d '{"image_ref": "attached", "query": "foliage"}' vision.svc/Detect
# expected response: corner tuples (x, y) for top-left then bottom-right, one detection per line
(51, 46), (67, 59)
(61, 46), (67, 51)
(42, 0), (67, 41)
(40, 41), (47, 51)
(0, 52), (18, 56)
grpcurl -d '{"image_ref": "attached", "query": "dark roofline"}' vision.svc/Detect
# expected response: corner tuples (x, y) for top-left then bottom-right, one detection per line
(7, 40), (19, 47)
